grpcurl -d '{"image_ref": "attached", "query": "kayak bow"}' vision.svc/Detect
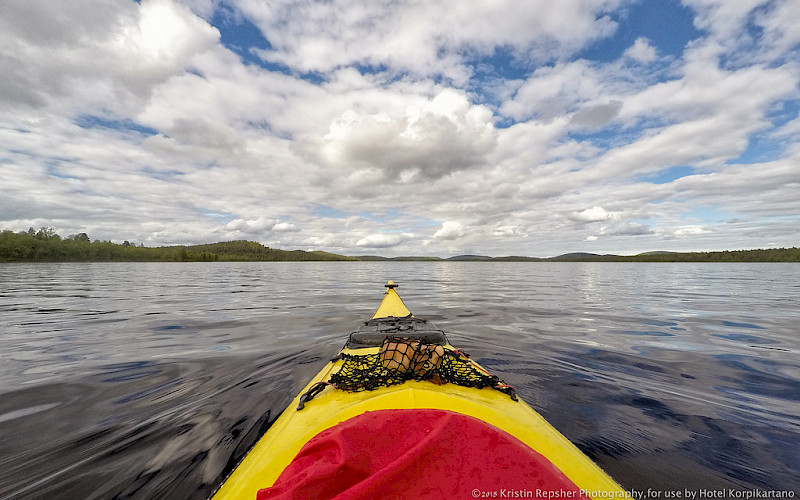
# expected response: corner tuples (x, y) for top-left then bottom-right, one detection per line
(212, 282), (627, 499)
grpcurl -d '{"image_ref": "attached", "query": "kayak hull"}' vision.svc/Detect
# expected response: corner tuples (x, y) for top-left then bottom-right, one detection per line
(213, 345), (625, 498)
(212, 283), (626, 498)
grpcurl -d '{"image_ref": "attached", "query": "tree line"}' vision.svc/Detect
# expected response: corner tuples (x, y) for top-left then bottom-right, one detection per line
(1, 227), (798, 262)
(0, 228), (357, 262)
(548, 248), (800, 263)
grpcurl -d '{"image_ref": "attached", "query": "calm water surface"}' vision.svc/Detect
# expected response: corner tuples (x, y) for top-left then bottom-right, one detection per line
(1, 262), (798, 499)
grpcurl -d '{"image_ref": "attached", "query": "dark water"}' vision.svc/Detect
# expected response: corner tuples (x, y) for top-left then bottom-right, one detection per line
(1, 262), (798, 499)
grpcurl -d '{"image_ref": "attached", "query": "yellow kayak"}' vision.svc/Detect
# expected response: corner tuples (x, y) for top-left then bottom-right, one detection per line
(212, 282), (627, 499)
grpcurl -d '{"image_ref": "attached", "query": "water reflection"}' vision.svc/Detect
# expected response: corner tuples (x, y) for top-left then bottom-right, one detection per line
(0, 262), (798, 498)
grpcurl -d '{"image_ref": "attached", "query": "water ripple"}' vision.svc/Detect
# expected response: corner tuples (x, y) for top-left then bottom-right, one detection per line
(0, 262), (798, 497)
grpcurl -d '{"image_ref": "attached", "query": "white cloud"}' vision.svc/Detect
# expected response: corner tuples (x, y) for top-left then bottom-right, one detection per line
(685, 0), (771, 42)
(315, 89), (496, 180)
(225, 217), (275, 233)
(624, 37), (658, 63)
(273, 222), (299, 232)
(433, 222), (466, 241)
(180, 0), (218, 18)
(570, 100), (624, 130)
(235, 0), (622, 81)
(754, 0), (800, 61)
(0, 0), (219, 116)
(493, 225), (527, 238)
(602, 222), (654, 236)
(501, 60), (604, 121)
(674, 225), (710, 236)
(771, 116), (800, 139)
(572, 206), (615, 223)
(586, 58), (799, 185)
(356, 233), (411, 248)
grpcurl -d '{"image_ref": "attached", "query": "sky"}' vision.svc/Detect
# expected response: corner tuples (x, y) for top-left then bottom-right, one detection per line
(1, 0), (799, 258)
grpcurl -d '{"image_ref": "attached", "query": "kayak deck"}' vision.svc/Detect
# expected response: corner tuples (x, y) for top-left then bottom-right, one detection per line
(211, 283), (627, 498)
(213, 345), (624, 498)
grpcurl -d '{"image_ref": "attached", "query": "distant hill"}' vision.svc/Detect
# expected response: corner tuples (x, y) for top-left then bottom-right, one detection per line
(488, 256), (544, 262)
(357, 248), (800, 262)
(447, 254), (544, 261)
(546, 248), (800, 262)
(185, 241), (356, 261)
(357, 254), (544, 262)
(447, 254), (493, 261)
(355, 255), (443, 261)
(550, 252), (605, 261)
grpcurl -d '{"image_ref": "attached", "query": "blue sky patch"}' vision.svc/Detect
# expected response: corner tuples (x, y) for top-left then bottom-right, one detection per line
(569, 124), (641, 150)
(141, 166), (185, 181)
(683, 206), (737, 223)
(732, 99), (800, 164)
(731, 134), (785, 164)
(75, 115), (158, 136)
(45, 159), (81, 180)
(312, 204), (353, 219)
(472, 46), (531, 82)
(578, 0), (703, 63)
(212, 5), (270, 67)
(202, 210), (239, 222)
(638, 165), (696, 184)
(211, 4), (330, 85)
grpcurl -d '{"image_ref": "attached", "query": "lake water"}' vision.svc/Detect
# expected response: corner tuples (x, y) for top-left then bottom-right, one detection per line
(1, 262), (798, 499)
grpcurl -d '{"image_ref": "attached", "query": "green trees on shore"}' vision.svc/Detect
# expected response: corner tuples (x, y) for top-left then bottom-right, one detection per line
(549, 248), (800, 263)
(0, 228), (357, 262)
(1, 227), (798, 262)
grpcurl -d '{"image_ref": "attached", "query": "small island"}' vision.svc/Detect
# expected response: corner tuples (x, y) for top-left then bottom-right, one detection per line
(1, 227), (798, 262)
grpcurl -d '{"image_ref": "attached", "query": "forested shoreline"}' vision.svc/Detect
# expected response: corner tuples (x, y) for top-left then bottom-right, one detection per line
(0, 228), (356, 262)
(1, 227), (798, 262)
